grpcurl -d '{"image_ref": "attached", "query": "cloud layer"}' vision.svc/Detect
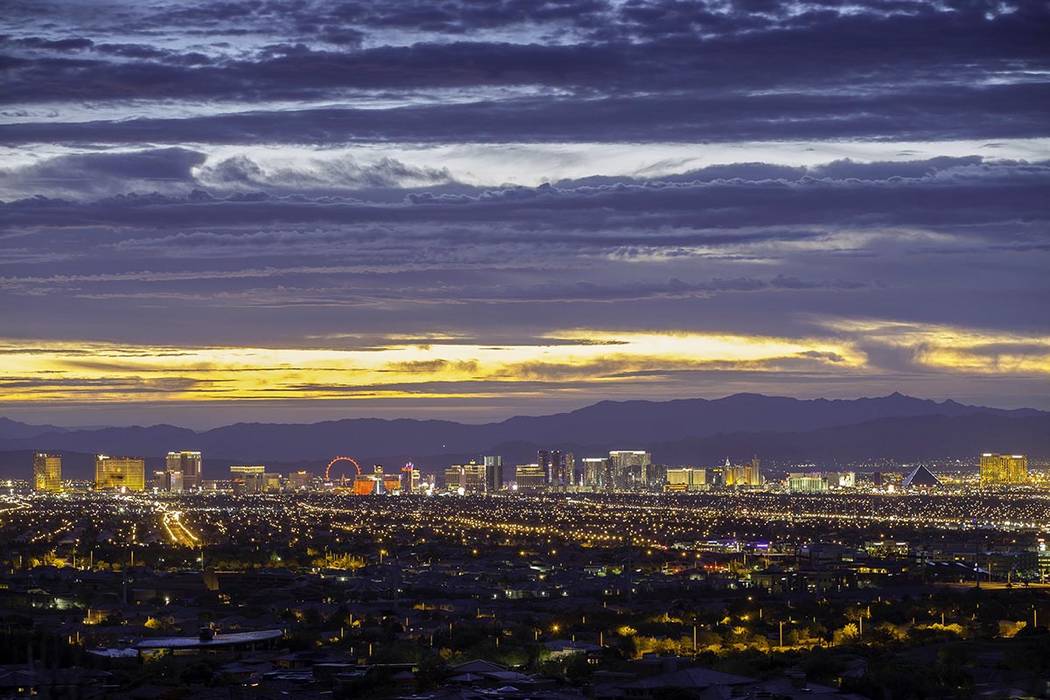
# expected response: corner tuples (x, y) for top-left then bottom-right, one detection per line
(1, 0), (1048, 424)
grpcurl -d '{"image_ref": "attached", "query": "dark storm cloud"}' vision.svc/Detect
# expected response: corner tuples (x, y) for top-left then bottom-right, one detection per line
(9, 36), (94, 51)
(1, 1), (1047, 146)
(92, 43), (174, 59)
(316, 0), (610, 33)
(3, 2), (1047, 102)
(51, 275), (864, 307)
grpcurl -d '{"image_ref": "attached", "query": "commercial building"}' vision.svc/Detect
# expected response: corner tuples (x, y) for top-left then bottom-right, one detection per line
(446, 460), (486, 493)
(166, 451), (202, 490)
(537, 450), (556, 485)
(559, 452), (576, 487)
(230, 465), (266, 494)
(154, 469), (184, 492)
(404, 464), (422, 492)
(825, 471), (856, 489)
(538, 450), (575, 487)
(462, 461), (486, 492)
(95, 455), (146, 491)
(608, 450), (652, 490)
(484, 455), (503, 492)
(33, 452), (62, 492)
(902, 465), (940, 489)
(345, 464), (398, 495)
(263, 472), (283, 492)
(353, 474), (379, 495)
(979, 453), (1028, 486)
(787, 473), (828, 493)
(724, 457), (762, 488)
(581, 457), (608, 490)
(665, 467), (707, 492)
(705, 466), (726, 488)
(443, 465), (461, 491)
(515, 463), (547, 490)
(287, 470), (313, 490)
(370, 465), (401, 494)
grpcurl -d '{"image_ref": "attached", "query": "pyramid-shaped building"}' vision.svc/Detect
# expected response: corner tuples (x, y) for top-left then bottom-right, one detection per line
(902, 465), (941, 488)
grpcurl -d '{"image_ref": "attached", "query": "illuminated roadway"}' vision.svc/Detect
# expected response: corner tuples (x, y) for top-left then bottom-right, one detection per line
(159, 504), (200, 547)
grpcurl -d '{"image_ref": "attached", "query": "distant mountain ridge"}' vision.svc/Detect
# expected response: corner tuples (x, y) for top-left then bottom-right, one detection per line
(5, 412), (1047, 480)
(0, 417), (69, 440)
(639, 413), (1050, 465)
(0, 393), (1045, 476)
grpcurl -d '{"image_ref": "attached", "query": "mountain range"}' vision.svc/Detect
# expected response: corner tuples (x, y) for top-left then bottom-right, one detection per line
(1, 393), (1047, 479)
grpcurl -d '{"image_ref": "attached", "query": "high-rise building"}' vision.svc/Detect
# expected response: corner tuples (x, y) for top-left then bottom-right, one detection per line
(33, 452), (62, 492)
(537, 450), (576, 488)
(403, 463), (421, 492)
(608, 450), (651, 490)
(446, 460), (486, 493)
(825, 471), (856, 489)
(665, 467), (706, 492)
(154, 469), (184, 492)
(787, 473), (827, 493)
(484, 455), (503, 492)
(95, 455), (146, 491)
(515, 463), (547, 490)
(287, 470), (313, 490)
(537, 450), (558, 486)
(979, 453), (1028, 486)
(724, 457), (762, 487)
(559, 452), (575, 487)
(444, 464), (464, 491)
(372, 465), (402, 494)
(166, 451), (202, 490)
(230, 465), (266, 493)
(645, 461), (666, 487)
(264, 473), (283, 492)
(750, 457), (762, 486)
(725, 463), (740, 486)
(581, 457), (609, 490)
(462, 461), (485, 492)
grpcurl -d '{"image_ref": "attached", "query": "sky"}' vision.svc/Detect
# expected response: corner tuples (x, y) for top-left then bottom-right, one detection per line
(1, 0), (1049, 428)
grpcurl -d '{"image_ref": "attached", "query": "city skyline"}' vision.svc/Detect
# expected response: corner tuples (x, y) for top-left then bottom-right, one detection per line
(26, 446), (1037, 495)
(1, 3), (1048, 697)
(2, 1), (1049, 426)
(4, 392), (1047, 467)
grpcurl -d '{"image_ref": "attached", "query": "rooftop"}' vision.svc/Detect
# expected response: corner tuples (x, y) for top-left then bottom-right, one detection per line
(136, 629), (283, 650)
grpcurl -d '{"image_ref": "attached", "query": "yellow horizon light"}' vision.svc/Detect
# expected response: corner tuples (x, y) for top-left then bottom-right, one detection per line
(2, 320), (1046, 405)
(0, 329), (859, 403)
